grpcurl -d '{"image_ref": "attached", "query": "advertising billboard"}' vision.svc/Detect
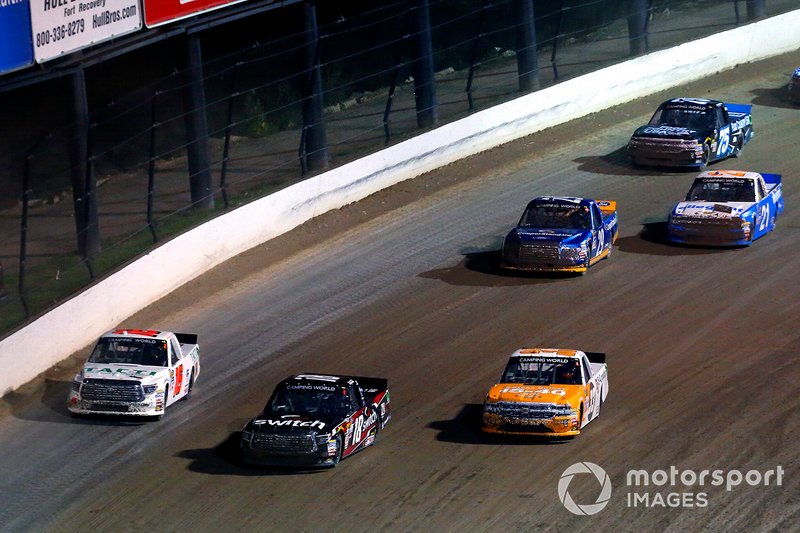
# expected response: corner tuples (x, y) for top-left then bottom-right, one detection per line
(29, 0), (143, 63)
(0, 0), (34, 74)
(143, 0), (250, 28)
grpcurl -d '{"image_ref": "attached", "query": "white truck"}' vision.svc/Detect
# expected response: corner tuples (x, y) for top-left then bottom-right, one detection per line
(667, 170), (784, 246)
(68, 329), (200, 418)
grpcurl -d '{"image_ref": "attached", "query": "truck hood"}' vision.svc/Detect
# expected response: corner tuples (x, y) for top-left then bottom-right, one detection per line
(250, 413), (337, 434)
(672, 201), (755, 218)
(512, 228), (590, 245)
(487, 383), (583, 405)
(81, 363), (167, 383)
(632, 124), (705, 140)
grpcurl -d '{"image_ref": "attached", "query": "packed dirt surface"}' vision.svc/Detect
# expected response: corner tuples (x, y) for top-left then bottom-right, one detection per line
(1, 53), (798, 532)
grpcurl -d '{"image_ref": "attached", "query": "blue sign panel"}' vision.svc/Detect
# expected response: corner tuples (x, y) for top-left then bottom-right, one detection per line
(0, 0), (34, 75)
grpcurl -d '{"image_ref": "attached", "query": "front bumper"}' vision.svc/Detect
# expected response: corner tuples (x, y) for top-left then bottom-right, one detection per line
(502, 243), (591, 273)
(239, 448), (338, 467)
(628, 140), (704, 167)
(667, 221), (752, 246)
(239, 432), (339, 467)
(501, 262), (587, 273)
(482, 412), (580, 437)
(67, 397), (164, 416)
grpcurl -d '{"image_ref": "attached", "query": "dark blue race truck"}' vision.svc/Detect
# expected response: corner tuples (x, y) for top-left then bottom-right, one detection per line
(628, 98), (753, 168)
(501, 196), (618, 274)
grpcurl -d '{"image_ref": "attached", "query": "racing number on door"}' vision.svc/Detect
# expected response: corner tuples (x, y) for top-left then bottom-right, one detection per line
(174, 364), (183, 396)
(757, 204), (769, 232)
(351, 414), (364, 446)
(717, 127), (730, 155)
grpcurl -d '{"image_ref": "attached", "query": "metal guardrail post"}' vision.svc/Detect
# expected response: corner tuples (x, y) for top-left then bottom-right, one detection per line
(411, 0), (438, 128)
(183, 33), (215, 209)
(299, 0), (329, 174)
(515, 0), (539, 92)
(220, 62), (243, 209)
(384, 6), (413, 144)
(550, 0), (565, 82)
(466, 0), (490, 111)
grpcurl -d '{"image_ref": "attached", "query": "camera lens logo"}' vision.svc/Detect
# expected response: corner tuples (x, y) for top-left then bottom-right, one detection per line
(558, 462), (612, 515)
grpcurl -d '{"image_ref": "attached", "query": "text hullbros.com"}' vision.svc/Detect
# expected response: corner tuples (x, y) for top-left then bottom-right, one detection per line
(626, 465), (785, 508)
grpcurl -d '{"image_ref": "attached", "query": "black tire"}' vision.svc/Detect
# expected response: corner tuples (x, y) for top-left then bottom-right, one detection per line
(583, 246), (593, 274)
(731, 134), (743, 157)
(332, 435), (343, 466)
(371, 413), (381, 444)
(596, 386), (603, 419)
(579, 404), (584, 428)
(702, 143), (712, 166)
(183, 369), (194, 401)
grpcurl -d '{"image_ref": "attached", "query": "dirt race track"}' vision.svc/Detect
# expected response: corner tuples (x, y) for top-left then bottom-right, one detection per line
(1, 53), (799, 532)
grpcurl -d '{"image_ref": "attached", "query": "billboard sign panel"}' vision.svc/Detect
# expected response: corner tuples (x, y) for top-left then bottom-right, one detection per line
(143, 0), (250, 28)
(0, 0), (35, 74)
(29, 0), (143, 63)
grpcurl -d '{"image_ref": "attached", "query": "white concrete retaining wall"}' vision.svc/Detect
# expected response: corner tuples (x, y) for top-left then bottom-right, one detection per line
(2, 9), (799, 395)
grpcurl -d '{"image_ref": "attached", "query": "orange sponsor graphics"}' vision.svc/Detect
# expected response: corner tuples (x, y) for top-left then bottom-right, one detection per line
(112, 328), (160, 337)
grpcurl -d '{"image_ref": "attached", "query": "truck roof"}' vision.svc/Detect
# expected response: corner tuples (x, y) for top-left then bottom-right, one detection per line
(697, 170), (762, 181)
(102, 329), (176, 341)
(662, 97), (721, 108)
(511, 348), (584, 358)
(284, 373), (352, 388)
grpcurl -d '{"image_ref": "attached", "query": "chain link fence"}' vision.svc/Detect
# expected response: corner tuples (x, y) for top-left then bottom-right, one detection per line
(0, 0), (795, 335)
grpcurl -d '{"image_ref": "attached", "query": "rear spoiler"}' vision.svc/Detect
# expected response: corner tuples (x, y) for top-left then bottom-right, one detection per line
(595, 200), (617, 215)
(175, 333), (198, 345)
(761, 173), (781, 185)
(584, 352), (606, 364)
(725, 102), (752, 115)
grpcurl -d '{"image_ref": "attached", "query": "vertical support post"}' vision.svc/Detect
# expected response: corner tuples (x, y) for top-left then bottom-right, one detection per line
(411, 0), (437, 128)
(384, 7), (413, 143)
(183, 33), (214, 209)
(465, 0), (489, 111)
(733, 0), (741, 25)
(550, 0), (565, 81)
(514, 0), (539, 92)
(220, 62), (241, 208)
(301, 0), (328, 172)
(628, 0), (649, 56)
(147, 85), (160, 243)
(68, 68), (101, 260)
(19, 131), (52, 315)
(746, 0), (766, 20)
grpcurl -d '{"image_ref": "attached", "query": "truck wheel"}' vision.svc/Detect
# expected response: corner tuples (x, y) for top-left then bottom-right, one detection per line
(183, 370), (194, 401)
(583, 246), (593, 274)
(332, 435), (343, 466)
(371, 413), (382, 444)
(702, 144), (712, 166)
(732, 135), (743, 157)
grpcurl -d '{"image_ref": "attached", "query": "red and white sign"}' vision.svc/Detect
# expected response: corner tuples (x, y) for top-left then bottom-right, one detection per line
(29, 0), (142, 63)
(143, 0), (250, 28)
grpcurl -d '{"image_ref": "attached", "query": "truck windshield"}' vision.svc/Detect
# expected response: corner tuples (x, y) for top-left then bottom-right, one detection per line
(88, 337), (168, 367)
(265, 385), (351, 418)
(650, 107), (714, 130)
(520, 204), (591, 229)
(502, 360), (582, 385)
(686, 179), (755, 202)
